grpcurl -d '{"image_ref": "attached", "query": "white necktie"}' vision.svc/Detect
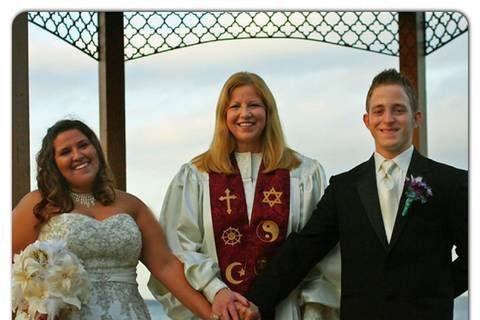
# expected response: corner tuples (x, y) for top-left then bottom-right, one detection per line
(379, 160), (399, 242)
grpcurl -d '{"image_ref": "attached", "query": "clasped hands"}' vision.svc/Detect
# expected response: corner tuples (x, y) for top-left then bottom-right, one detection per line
(210, 288), (260, 320)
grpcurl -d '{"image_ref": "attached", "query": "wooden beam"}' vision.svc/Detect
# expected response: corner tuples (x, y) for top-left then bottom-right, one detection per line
(399, 12), (427, 156)
(98, 12), (126, 190)
(12, 12), (30, 208)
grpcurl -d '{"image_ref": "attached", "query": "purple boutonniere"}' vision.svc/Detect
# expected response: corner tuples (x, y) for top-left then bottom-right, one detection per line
(401, 175), (433, 216)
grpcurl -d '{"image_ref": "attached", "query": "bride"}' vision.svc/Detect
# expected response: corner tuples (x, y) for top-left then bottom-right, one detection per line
(12, 119), (227, 320)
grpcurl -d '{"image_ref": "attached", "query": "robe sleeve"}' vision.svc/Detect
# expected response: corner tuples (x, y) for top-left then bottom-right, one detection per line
(295, 157), (341, 319)
(148, 163), (227, 319)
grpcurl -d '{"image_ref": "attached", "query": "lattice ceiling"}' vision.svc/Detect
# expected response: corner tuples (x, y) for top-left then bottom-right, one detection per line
(27, 11), (468, 61)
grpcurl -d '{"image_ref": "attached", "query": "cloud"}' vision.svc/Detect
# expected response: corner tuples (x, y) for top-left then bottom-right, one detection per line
(29, 25), (97, 74)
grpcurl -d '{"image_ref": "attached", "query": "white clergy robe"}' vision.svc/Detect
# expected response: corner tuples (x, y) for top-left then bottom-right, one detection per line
(148, 152), (341, 319)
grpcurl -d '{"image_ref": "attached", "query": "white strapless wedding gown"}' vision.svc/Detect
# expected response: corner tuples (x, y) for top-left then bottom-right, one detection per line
(39, 213), (151, 320)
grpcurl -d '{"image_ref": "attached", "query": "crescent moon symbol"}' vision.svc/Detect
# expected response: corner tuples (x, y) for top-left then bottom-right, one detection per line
(225, 262), (245, 285)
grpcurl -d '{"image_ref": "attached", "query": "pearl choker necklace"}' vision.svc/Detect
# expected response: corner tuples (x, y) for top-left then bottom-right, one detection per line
(70, 192), (96, 208)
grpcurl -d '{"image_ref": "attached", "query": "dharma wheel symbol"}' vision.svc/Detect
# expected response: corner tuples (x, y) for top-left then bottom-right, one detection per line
(221, 227), (242, 246)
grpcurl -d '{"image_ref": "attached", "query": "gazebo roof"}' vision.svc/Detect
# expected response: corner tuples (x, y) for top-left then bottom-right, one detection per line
(27, 11), (468, 61)
(13, 10), (468, 206)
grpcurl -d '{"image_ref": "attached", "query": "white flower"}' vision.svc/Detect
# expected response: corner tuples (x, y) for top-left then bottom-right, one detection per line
(12, 284), (28, 312)
(13, 257), (44, 293)
(47, 254), (89, 308)
(14, 310), (30, 320)
(12, 240), (90, 320)
(25, 281), (49, 316)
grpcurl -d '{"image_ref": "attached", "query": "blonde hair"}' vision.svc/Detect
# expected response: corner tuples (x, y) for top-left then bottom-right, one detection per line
(192, 71), (300, 174)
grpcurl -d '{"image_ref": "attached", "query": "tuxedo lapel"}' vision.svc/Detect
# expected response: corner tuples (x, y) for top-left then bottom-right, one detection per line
(357, 156), (389, 250)
(388, 149), (431, 250)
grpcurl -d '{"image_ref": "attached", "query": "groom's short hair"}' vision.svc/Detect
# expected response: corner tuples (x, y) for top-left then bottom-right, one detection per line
(365, 68), (418, 113)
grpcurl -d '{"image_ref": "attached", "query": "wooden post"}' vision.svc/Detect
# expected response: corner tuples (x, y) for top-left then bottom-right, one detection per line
(399, 12), (427, 156)
(12, 12), (30, 208)
(98, 12), (126, 190)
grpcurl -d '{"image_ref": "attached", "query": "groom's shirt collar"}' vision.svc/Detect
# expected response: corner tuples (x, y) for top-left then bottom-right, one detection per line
(374, 145), (414, 178)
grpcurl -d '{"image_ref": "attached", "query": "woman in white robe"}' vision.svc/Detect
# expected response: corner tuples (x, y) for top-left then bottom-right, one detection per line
(149, 72), (340, 320)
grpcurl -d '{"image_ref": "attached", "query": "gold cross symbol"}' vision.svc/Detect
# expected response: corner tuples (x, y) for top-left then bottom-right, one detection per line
(262, 187), (283, 208)
(219, 188), (237, 215)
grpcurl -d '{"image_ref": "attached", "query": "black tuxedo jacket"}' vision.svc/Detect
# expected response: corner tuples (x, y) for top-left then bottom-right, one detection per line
(246, 150), (468, 320)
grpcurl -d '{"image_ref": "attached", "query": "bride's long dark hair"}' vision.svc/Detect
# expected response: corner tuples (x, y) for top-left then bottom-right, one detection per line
(34, 119), (116, 225)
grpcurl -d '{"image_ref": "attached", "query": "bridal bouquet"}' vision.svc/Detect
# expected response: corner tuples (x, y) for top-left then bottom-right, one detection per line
(12, 239), (90, 320)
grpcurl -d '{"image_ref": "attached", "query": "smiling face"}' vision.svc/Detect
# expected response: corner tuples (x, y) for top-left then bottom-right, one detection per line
(226, 84), (267, 152)
(53, 129), (100, 193)
(363, 84), (422, 159)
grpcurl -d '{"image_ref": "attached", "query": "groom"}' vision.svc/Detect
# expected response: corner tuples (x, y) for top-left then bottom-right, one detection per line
(244, 69), (468, 320)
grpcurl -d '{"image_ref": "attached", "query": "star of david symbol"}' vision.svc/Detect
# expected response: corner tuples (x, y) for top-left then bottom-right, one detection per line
(262, 187), (283, 208)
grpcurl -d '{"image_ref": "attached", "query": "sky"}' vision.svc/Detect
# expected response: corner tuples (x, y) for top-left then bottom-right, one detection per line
(2, 2), (478, 319)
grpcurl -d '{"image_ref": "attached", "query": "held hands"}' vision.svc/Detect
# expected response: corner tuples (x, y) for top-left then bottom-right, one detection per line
(211, 288), (248, 320)
(235, 301), (261, 320)
(211, 288), (260, 320)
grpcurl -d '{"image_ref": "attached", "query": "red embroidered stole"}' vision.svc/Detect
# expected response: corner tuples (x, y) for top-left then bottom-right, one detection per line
(209, 160), (290, 294)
